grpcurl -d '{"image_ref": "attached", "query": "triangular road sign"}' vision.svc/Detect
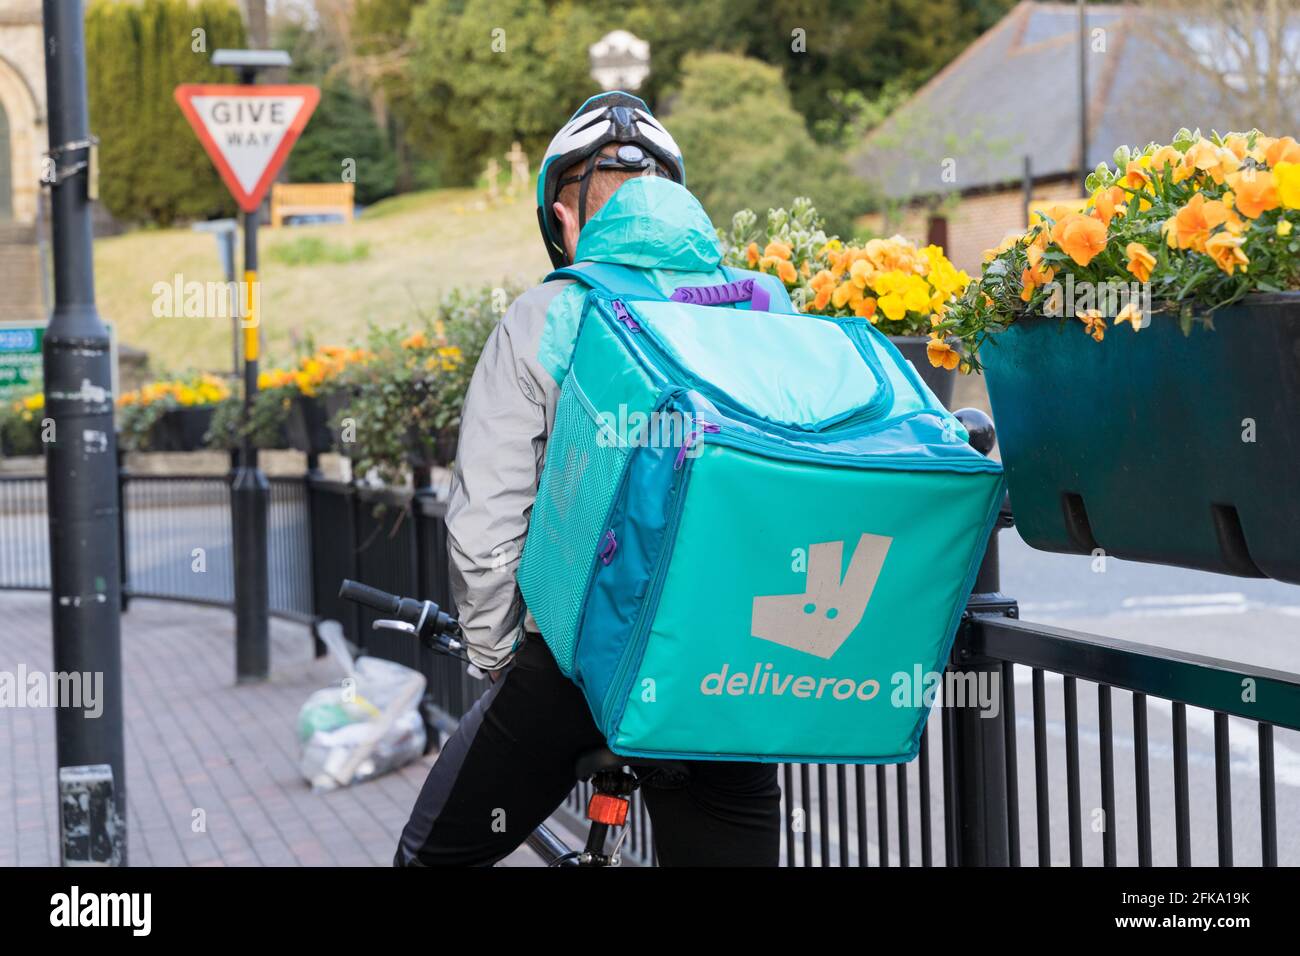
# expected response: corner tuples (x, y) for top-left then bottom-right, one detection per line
(174, 84), (320, 212)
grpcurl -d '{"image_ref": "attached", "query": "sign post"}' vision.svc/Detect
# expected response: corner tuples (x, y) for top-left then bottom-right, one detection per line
(174, 55), (317, 682)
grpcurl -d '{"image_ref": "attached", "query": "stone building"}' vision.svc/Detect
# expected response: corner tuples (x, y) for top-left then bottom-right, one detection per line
(0, 0), (43, 226)
(854, 1), (1288, 272)
(0, 0), (46, 323)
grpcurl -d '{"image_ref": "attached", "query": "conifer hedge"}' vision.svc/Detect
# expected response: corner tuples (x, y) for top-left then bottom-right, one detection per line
(86, 0), (246, 225)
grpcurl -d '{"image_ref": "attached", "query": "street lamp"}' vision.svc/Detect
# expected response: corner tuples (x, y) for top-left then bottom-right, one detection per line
(589, 30), (650, 92)
(212, 47), (292, 82)
(41, 0), (126, 866)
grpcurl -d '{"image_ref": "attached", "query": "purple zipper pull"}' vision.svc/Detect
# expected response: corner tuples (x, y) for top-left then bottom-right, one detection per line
(612, 299), (640, 332)
(599, 530), (618, 565)
(675, 420), (720, 469)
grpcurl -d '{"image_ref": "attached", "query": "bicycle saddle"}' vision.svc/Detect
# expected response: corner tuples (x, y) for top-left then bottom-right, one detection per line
(574, 746), (690, 783)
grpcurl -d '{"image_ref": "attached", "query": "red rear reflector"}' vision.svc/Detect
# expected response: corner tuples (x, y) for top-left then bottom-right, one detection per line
(587, 793), (629, 826)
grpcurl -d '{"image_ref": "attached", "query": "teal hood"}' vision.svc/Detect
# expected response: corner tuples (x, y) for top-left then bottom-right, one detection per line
(574, 177), (723, 273)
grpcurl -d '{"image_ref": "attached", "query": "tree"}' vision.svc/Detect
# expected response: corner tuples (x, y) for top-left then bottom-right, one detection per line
(288, 77), (397, 205)
(86, 0), (247, 225)
(665, 53), (875, 238)
(1128, 0), (1300, 136)
(402, 0), (603, 186)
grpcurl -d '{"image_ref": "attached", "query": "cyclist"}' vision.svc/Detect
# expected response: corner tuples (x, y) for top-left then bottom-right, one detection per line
(394, 92), (781, 866)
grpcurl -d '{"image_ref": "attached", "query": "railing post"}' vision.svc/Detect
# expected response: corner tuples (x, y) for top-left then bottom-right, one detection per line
(949, 407), (1015, 866)
(304, 454), (325, 658)
(948, 623), (1011, 866)
(117, 447), (129, 612)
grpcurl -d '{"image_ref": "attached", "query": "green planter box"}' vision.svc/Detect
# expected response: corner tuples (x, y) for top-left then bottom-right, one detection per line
(981, 293), (1300, 585)
(150, 406), (216, 452)
(891, 335), (957, 409)
(405, 425), (458, 469)
(286, 394), (333, 454)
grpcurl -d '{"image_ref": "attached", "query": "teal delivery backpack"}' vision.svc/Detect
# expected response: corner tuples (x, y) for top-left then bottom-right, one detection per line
(517, 261), (1004, 764)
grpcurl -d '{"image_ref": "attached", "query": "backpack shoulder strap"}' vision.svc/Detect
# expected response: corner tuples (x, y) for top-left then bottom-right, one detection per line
(546, 261), (667, 302)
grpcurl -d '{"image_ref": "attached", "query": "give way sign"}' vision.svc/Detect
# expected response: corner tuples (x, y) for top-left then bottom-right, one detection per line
(174, 84), (320, 212)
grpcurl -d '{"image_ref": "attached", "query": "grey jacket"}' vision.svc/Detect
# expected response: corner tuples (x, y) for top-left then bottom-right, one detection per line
(444, 175), (729, 670)
(444, 279), (573, 670)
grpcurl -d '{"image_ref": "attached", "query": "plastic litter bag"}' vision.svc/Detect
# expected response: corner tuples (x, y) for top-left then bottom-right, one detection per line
(297, 621), (427, 792)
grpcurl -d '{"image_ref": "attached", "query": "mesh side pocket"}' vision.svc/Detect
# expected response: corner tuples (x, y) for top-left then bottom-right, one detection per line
(518, 377), (629, 674)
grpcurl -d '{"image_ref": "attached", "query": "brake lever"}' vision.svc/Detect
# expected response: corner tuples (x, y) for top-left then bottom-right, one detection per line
(372, 619), (416, 635)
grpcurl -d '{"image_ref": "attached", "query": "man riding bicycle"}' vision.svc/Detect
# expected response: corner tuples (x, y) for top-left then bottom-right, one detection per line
(394, 92), (781, 867)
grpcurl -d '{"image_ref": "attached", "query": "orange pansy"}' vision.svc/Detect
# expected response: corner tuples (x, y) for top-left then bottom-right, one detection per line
(1051, 213), (1108, 266)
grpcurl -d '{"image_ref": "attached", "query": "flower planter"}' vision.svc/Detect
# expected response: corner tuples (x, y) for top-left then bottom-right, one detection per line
(404, 425), (459, 469)
(150, 406), (217, 452)
(0, 423), (42, 458)
(286, 394), (334, 454)
(890, 335), (957, 409)
(321, 387), (356, 455)
(981, 293), (1300, 585)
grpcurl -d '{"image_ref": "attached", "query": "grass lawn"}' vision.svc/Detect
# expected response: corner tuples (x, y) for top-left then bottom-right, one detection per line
(93, 186), (552, 374)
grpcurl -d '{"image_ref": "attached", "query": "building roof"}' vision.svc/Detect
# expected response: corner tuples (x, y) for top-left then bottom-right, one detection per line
(854, 1), (1274, 200)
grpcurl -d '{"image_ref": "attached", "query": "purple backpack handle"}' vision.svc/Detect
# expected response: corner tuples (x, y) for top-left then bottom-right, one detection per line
(670, 278), (771, 313)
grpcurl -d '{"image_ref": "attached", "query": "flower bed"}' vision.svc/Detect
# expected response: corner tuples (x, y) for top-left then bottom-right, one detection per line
(326, 282), (516, 486)
(117, 374), (230, 452)
(943, 129), (1300, 584)
(204, 346), (369, 453)
(720, 198), (970, 407)
(0, 392), (46, 458)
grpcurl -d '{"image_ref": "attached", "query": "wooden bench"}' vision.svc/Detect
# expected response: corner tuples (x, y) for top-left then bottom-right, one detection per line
(270, 183), (355, 227)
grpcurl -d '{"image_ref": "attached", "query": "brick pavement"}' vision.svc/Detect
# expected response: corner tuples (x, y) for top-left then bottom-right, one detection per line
(0, 591), (546, 866)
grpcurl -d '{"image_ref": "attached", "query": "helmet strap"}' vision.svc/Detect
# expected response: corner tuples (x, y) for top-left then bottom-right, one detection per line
(577, 150), (603, 230)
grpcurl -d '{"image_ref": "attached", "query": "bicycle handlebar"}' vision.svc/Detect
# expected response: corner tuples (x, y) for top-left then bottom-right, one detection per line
(339, 578), (405, 616)
(338, 579), (460, 649)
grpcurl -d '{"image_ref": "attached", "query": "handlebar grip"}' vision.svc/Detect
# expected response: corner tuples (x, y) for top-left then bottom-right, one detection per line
(338, 579), (400, 614)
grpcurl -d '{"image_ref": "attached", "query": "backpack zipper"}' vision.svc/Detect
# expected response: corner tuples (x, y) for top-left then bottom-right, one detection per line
(601, 439), (694, 731)
(612, 299), (641, 331)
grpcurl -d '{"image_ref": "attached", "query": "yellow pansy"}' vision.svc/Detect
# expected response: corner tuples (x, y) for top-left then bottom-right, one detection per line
(1274, 162), (1300, 209)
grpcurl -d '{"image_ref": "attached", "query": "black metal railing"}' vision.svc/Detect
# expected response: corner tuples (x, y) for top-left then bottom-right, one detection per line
(2, 459), (1296, 867)
(2, 466), (318, 623)
(958, 613), (1300, 867)
(122, 474), (234, 607)
(0, 475), (49, 590)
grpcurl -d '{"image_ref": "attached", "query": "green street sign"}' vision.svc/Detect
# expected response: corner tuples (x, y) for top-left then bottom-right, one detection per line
(0, 321), (118, 404)
(0, 323), (44, 402)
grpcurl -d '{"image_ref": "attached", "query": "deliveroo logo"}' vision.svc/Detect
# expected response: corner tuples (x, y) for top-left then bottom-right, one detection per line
(750, 533), (892, 659)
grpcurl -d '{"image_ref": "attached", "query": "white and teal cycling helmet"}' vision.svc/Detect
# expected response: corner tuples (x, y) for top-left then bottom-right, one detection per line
(537, 91), (685, 269)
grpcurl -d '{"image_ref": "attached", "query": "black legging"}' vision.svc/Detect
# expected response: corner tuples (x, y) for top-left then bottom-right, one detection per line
(395, 634), (782, 866)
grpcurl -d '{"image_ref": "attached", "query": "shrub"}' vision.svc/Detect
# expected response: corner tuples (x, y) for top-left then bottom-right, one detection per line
(665, 54), (875, 238)
(287, 77), (397, 206)
(720, 197), (970, 344)
(329, 281), (523, 484)
(86, 0), (246, 225)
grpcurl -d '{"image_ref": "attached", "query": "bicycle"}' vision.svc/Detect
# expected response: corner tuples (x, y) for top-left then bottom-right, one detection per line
(337, 578), (687, 867)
